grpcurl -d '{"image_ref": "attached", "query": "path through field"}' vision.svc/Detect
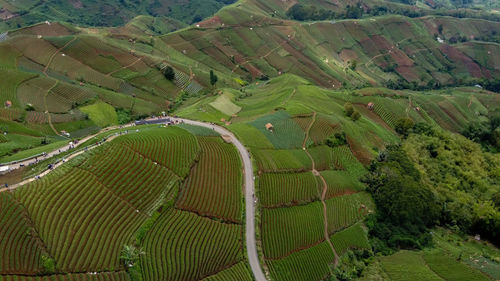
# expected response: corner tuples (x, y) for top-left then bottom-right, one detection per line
(303, 112), (340, 266)
(0, 117), (268, 281)
(173, 118), (268, 281)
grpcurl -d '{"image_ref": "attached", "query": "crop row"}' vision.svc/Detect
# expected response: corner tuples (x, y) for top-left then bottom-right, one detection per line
(79, 142), (180, 214)
(307, 146), (336, 171)
(309, 117), (336, 144)
(0, 192), (46, 274)
(259, 172), (320, 207)
(321, 170), (365, 199)
(14, 167), (148, 272)
(330, 223), (370, 256)
(251, 112), (305, 149)
(200, 262), (252, 281)
(266, 240), (336, 281)
(141, 209), (242, 281)
(176, 137), (242, 222)
(325, 192), (375, 234)
(331, 146), (367, 178)
(116, 128), (199, 178)
(25, 112), (48, 124)
(253, 149), (311, 172)
(261, 202), (324, 259)
(0, 272), (130, 281)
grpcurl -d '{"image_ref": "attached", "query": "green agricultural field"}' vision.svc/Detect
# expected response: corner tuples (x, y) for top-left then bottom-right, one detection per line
(261, 202), (324, 259)
(176, 136), (242, 222)
(259, 172), (320, 207)
(325, 192), (375, 234)
(80, 101), (118, 127)
(253, 149), (312, 172)
(380, 251), (443, 281)
(266, 240), (336, 281)
(209, 92), (241, 116)
(330, 223), (370, 256)
(250, 111), (306, 149)
(423, 251), (490, 281)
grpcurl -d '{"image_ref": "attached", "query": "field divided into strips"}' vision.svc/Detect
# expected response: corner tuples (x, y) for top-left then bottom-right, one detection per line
(176, 137), (242, 223)
(16, 77), (55, 112)
(331, 146), (367, 179)
(309, 117), (336, 145)
(78, 144), (180, 215)
(50, 82), (96, 108)
(115, 127), (199, 178)
(330, 223), (370, 256)
(25, 112), (48, 124)
(14, 167), (148, 272)
(250, 111), (305, 149)
(0, 69), (36, 108)
(200, 262), (252, 281)
(0, 108), (22, 121)
(10, 127), (204, 272)
(266, 240), (335, 281)
(176, 124), (220, 136)
(321, 170), (365, 199)
(308, 146), (335, 171)
(253, 149), (312, 172)
(141, 209), (242, 281)
(261, 202), (324, 259)
(380, 251), (444, 281)
(0, 192), (47, 275)
(326, 192), (374, 234)
(229, 123), (274, 149)
(0, 272), (130, 281)
(423, 251), (490, 281)
(259, 172), (320, 207)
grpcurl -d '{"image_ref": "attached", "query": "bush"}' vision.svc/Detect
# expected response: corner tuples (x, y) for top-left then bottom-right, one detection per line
(344, 102), (354, 117)
(325, 132), (347, 148)
(163, 66), (175, 81)
(394, 118), (415, 136)
(351, 111), (361, 121)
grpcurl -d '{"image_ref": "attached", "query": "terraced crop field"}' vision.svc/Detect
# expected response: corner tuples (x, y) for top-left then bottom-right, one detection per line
(2, 126), (251, 280)
(259, 172), (320, 207)
(176, 137), (242, 222)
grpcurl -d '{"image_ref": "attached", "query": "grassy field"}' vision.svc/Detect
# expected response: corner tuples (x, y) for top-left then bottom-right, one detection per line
(80, 101), (118, 127)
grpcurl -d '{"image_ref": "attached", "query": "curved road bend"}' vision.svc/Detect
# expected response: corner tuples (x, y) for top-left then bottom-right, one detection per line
(1, 117), (268, 281)
(174, 118), (267, 281)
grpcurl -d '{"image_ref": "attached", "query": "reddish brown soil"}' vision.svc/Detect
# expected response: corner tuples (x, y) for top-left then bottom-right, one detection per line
(440, 45), (484, 78)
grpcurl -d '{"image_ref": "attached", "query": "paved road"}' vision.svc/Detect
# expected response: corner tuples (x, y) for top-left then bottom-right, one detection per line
(174, 118), (267, 281)
(1, 117), (268, 281)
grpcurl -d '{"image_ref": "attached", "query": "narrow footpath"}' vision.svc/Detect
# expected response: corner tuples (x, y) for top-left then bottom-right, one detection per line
(303, 112), (340, 266)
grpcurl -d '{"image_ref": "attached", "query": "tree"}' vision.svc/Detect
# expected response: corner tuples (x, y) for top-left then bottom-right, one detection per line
(394, 118), (415, 136)
(344, 102), (354, 117)
(210, 70), (218, 88)
(163, 66), (175, 81)
(351, 111), (361, 121)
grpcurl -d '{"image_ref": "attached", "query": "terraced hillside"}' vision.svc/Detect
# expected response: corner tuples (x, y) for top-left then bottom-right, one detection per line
(0, 0), (236, 32)
(176, 73), (500, 280)
(0, 125), (252, 281)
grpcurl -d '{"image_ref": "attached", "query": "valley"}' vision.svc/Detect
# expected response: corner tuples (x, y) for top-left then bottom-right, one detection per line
(0, 0), (499, 280)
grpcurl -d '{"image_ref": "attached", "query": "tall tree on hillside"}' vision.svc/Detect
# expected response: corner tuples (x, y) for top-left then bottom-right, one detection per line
(163, 66), (175, 81)
(210, 70), (218, 88)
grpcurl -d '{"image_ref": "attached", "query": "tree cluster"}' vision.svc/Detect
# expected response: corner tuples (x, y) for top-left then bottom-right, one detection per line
(364, 124), (500, 254)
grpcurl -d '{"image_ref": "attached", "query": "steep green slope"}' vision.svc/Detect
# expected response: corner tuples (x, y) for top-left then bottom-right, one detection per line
(0, 0), (236, 32)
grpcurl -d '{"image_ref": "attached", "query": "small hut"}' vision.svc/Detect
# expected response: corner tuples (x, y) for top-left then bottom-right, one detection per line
(265, 123), (273, 131)
(367, 102), (374, 110)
